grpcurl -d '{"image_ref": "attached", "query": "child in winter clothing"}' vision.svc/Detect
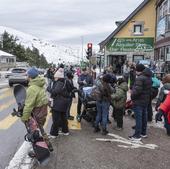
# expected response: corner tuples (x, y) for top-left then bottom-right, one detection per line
(111, 78), (128, 130)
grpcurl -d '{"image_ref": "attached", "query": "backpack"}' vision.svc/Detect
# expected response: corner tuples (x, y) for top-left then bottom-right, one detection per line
(152, 76), (160, 88)
(90, 86), (101, 100)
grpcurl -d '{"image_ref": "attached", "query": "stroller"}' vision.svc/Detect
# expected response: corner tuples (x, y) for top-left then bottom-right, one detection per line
(77, 87), (97, 124)
(125, 99), (135, 118)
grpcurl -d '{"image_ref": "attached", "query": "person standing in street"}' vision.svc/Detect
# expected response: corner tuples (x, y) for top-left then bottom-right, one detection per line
(129, 64), (152, 141)
(66, 71), (77, 120)
(49, 68), (72, 138)
(156, 91), (170, 136)
(94, 74), (114, 135)
(111, 78), (128, 130)
(21, 67), (53, 155)
(77, 67), (93, 121)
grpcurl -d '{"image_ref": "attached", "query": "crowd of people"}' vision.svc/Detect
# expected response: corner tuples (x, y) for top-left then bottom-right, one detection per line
(21, 62), (170, 146)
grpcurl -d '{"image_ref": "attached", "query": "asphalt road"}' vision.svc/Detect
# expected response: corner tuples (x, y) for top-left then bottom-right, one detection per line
(0, 87), (25, 169)
(35, 115), (170, 169)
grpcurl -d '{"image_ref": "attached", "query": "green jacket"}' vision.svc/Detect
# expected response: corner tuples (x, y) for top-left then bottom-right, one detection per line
(21, 76), (48, 121)
(111, 82), (128, 109)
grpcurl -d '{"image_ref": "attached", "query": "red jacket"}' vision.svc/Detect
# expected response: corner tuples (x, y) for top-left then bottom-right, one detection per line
(160, 92), (170, 124)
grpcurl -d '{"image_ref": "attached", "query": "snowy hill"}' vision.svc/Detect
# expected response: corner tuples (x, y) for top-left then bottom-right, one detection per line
(0, 26), (80, 64)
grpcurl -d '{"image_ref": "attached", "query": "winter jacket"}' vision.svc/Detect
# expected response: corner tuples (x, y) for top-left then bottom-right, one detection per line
(97, 80), (114, 102)
(21, 76), (48, 122)
(78, 74), (93, 89)
(131, 68), (152, 106)
(129, 70), (136, 89)
(111, 82), (128, 109)
(156, 83), (170, 109)
(50, 78), (72, 112)
(159, 92), (170, 124)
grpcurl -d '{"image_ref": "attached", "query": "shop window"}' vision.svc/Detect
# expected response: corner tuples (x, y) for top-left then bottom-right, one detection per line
(133, 55), (144, 63)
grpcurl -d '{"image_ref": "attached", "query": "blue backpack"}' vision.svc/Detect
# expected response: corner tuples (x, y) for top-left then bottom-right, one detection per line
(152, 76), (160, 88)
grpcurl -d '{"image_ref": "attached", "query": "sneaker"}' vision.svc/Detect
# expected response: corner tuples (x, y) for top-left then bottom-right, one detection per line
(102, 129), (109, 135)
(114, 127), (123, 131)
(48, 135), (57, 139)
(94, 127), (101, 133)
(141, 134), (148, 138)
(68, 115), (74, 120)
(63, 132), (69, 136)
(128, 135), (141, 141)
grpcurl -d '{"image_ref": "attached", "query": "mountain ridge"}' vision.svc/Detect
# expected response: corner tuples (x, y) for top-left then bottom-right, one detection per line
(0, 26), (80, 64)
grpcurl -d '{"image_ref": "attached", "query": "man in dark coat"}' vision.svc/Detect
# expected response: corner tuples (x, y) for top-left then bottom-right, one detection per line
(77, 68), (93, 121)
(129, 64), (152, 141)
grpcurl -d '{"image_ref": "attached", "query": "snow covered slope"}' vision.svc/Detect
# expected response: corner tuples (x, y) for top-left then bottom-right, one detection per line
(0, 26), (80, 64)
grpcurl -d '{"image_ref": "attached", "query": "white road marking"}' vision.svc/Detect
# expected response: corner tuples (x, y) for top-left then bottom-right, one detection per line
(96, 133), (158, 150)
(5, 141), (33, 169)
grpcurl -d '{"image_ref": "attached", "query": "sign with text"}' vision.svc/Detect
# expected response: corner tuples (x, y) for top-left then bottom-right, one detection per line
(106, 37), (154, 52)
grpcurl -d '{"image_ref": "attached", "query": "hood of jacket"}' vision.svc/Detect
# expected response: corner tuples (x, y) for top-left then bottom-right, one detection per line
(118, 82), (128, 92)
(142, 68), (152, 77)
(29, 76), (46, 87)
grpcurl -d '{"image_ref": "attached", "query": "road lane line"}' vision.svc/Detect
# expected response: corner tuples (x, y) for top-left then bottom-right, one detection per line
(68, 101), (81, 130)
(44, 111), (52, 129)
(0, 88), (10, 94)
(0, 89), (13, 100)
(0, 99), (16, 112)
(0, 114), (18, 130)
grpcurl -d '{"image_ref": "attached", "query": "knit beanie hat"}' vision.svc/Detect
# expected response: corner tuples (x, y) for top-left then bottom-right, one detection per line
(136, 64), (145, 72)
(27, 67), (39, 79)
(54, 68), (64, 78)
(103, 74), (111, 83)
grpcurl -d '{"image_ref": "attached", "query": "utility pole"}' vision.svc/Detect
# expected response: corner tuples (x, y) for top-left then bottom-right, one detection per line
(81, 36), (84, 62)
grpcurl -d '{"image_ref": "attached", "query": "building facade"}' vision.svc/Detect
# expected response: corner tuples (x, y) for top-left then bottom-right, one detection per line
(155, 0), (170, 65)
(99, 0), (156, 70)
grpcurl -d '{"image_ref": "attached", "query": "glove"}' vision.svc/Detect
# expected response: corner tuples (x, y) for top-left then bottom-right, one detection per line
(155, 110), (163, 123)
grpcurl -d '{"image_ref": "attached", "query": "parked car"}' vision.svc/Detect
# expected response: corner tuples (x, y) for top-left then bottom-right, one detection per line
(4, 68), (14, 78)
(8, 68), (28, 87)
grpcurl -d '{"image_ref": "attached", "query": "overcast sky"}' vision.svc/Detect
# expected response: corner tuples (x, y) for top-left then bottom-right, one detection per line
(0, 0), (143, 46)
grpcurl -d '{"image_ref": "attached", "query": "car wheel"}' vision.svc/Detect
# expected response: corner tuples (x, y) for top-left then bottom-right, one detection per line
(9, 82), (13, 87)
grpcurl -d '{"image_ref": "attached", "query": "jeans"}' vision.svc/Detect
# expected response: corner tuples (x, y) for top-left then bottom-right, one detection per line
(95, 101), (110, 129)
(164, 114), (170, 135)
(133, 105), (148, 138)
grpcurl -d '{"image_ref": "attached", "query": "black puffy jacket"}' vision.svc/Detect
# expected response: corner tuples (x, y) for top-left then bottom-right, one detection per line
(131, 68), (152, 106)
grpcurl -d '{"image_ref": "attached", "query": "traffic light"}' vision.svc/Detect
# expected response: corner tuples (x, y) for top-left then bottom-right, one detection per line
(86, 43), (92, 59)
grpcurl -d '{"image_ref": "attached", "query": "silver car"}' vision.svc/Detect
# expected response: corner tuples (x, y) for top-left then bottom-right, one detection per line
(8, 68), (28, 87)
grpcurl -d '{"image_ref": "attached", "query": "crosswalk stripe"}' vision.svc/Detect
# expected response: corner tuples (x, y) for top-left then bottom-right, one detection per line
(0, 115), (18, 130)
(0, 89), (13, 100)
(68, 101), (81, 130)
(0, 88), (10, 94)
(44, 111), (52, 129)
(0, 99), (16, 112)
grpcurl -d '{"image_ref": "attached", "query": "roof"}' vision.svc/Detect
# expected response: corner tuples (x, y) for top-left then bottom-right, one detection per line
(99, 0), (150, 49)
(0, 50), (15, 57)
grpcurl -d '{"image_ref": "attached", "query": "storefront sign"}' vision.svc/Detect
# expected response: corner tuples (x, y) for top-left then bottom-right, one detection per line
(106, 38), (154, 52)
